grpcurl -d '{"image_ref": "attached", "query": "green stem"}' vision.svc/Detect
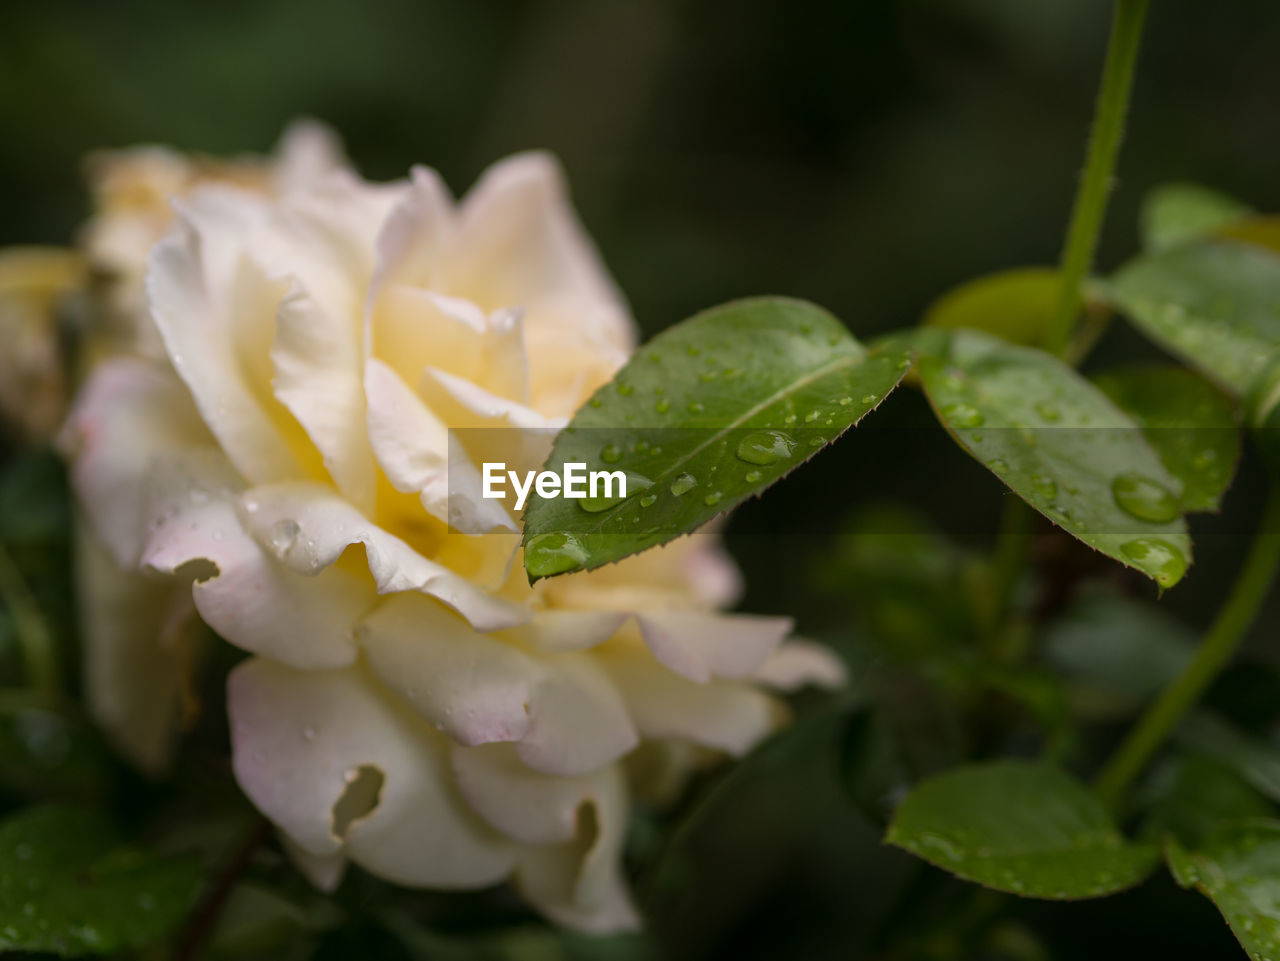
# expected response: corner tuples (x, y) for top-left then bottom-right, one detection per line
(986, 497), (1034, 638)
(1095, 484), (1280, 807)
(1044, 0), (1150, 356)
(0, 544), (59, 696)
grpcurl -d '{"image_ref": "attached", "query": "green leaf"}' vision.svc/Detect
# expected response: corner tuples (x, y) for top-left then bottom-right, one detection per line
(1179, 713), (1280, 805)
(1140, 755), (1273, 849)
(886, 760), (1159, 899)
(919, 329), (1192, 588)
(0, 804), (201, 956)
(1106, 239), (1280, 395)
(522, 297), (910, 579)
(1140, 183), (1253, 253)
(1166, 821), (1280, 961)
(1093, 366), (1240, 512)
(923, 267), (1061, 347)
(1043, 588), (1194, 719)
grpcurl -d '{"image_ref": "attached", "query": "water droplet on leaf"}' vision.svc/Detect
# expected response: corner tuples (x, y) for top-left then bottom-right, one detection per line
(1111, 472), (1179, 522)
(526, 532), (589, 578)
(1120, 537), (1188, 587)
(670, 473), (696, 496)
(735, 430), (796, 465)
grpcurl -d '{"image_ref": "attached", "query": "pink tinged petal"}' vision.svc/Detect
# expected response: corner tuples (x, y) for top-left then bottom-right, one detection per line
(146, 197), (302, 485)
(634, 611), (792, 683)
(752, 640), (848, 692)
(228, 658), (517, 887)
(513, 763), (640, 933)
(515, 654), (638, 777)
(140, 458), (366, 669)
(236, 482), (528, 631)
(271, 282), (375, 511)
(451, 742), (604, 846)
(76, 526), (195, 775)
(599, 648), (782, 757)
(447, 152), (634, 353)
(359, 595), (636, 777)
(358, 593), (539, 747)
(280, 834), (347, 893)
(61, 358), (208, 568)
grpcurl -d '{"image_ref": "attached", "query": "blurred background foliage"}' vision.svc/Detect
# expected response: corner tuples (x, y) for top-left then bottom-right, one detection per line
(3, 1), (1280, 958)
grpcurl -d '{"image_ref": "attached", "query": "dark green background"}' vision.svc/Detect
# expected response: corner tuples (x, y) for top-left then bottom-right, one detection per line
(3, 1), (1280, 958)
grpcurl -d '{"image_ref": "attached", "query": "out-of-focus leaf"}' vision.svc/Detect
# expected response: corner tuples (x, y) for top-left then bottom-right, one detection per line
(922, 267), (1060, 347)
(522, 297), (910, 579)
(1106, 240), (1280, 395)
(205, 883), (319, 961)
(0, 804), (201, 956)
(0, 449), (69, 546)
(1042, 588), (1194, 718)
(1139, 755), (1273, 848)
(886, 760), (1159, 899)
(1093, 366), (1240, 513)
(1220, 216), (1280, 255)
(817, 502), (981, 660)
(1178, 713), (1280, 804)
(1140, 183), (1253, 253)
(0, 700), (114, 800)
(1167, 821), (1280, 961)
(919, 329), (1191, 587)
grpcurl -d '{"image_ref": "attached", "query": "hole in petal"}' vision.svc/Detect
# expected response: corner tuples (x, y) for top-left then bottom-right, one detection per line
(331, 764), (385, 839)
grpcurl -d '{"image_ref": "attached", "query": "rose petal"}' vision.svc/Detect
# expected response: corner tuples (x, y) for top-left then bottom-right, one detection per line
(513, 762), (639, 933)
(599, 647), (782, 756)
(229, 658), (517, 887)
(359, 594), (637, 776)
(76, 525), (194, 774)
(236, 482), (528, 630)
(751, 640), (848, 692)
(61, 358), (209, 568)
(140, 455), (367, 669)
(634, 610), (792, 683)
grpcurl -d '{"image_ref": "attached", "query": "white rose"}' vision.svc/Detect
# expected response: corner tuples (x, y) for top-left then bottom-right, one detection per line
(63, 144), (844, 931)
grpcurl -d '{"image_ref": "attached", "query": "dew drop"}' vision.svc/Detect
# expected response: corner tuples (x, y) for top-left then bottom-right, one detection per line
(268, 519), (301, 554)
(1031, 475), (1058, 500)
(1120, 537), (1188, 587)
(837, 396), (853, 406)
(1111, 472), (1179, 523)
(861, 394), (878, 404)
(600, 443), (623, 464)
(990, 459), (1008, 472)
(589, 397), (603, 408)
(526, 532), (589, 578)
(688, 402), (705, 414)
(704, 491), (723, 506)
(736, 430), (796, 465)
(617, 383), (634, 396)
(784, 413), (797, 425)
(640, 494), (657, 507)
(803, 410), (821, 423)
(1034, 402), (1062, 423)
(942, 403), (985, 428)
(655, 399), (670, 413)
(670, 473), (697, 496)
(745, 470), (762, 483)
